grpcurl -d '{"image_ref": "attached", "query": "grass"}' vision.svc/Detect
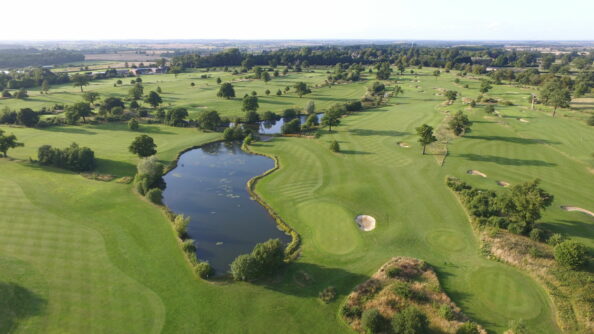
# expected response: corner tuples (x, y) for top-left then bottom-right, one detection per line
(1, 67), (593, 333)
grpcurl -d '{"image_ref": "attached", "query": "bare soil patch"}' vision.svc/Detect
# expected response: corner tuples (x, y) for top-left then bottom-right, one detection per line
(560, 206), (594, 218)
(467, 170), (487, 178)
(519, 118), (530, 123)
(496, 180), (510, 187)
(397, 142), (410, 148)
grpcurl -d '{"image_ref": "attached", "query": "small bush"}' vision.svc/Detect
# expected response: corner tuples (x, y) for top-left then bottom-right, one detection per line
(361, 308), (383, 334)
(386, 267), (401, 278)
(529, 228), (544, 242)
(484, 105), (495, 114)
(128, 118), (139, 130)
(456, 322), (480, 334)
(340, 304), (362, 319)
(439, 305), (455, 320)
(392, 281), (413, 299)
(145, 188), (163, 205)
(547, 233), (564, 246)
(181, 239), (196, 254)
(319, 286), (337, 303)
(392, 306), (428, 334)
(173, 215), (190, 237)
(330, 140), (340, 152)
(554, 240), (588, 269)
(195, 262), (213, 279)
(587, 115), (594, 126)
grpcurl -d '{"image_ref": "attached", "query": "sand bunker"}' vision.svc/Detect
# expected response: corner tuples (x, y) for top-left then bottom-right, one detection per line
(519, 118), (529, 123)
(355, 215), (376, 231)
(398, 142), (410, 148)
(496, 180), (510, 187)
(467, 170), (487, 178)
(560, 206), (594, 218)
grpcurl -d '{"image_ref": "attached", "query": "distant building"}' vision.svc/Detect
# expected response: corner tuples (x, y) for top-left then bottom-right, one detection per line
(130, 66), (169, 76)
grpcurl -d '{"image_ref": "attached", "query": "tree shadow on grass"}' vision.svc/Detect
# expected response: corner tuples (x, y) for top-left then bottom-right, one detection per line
(256, 262), (369, 299)
(541, 220), (594, 246)
(43, 126), (97, 135)
(465, 135), (560, 145)
(349, 129), (410, 137)
(86, 124), (176, 135)
(341, 150), (373, 155)
(457, 154), (556, 167)
(95, 158), (137, 176)
(0, 282), (46, 334)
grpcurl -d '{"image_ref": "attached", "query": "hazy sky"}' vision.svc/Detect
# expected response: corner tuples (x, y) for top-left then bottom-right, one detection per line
(2, 0), (593, 41)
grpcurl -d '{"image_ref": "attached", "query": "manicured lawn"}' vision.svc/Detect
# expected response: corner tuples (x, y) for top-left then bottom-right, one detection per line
(1, 68), (592, 333)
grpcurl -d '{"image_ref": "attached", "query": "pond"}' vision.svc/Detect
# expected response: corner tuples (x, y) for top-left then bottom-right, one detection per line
(162, 141), (291, 275)
(232, 113), (324, 135)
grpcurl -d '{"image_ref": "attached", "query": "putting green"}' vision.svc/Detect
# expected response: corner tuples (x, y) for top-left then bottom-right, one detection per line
(425, 229), (468, 252)
(298, 200), (362, 255)
(469, 266), (544, 320)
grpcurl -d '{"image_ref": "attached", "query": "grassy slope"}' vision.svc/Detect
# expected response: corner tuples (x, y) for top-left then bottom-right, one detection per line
(0, 68), (592, 333)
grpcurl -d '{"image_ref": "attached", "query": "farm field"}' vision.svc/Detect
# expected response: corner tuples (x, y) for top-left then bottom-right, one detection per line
(0, 68), (593, 333)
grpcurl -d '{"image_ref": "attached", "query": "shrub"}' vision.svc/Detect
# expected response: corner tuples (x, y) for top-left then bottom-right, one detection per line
(392, 281), (413, 299)
(529, 228), (544, 242)
(195, 262), (213, 279)
(230, 238), (284, 281)
(456, 322), (480, 334)
(230, 254), (258, 281)
(554, 240), (588, 269)
(282, 108), (298, 119)
(484, 105), (495, 114)
(17, 108), (39, 127)
(392, 306), (429, 334)
(181, 239), (196, 254)
(38, 143), (95, 171)
(281, 118), (301, 134)
(330, 140), (340, 152)
(129, 134), (157, 157)
(173, 214), (190, 237)
(361, 308), (383, 334)
(145, 188), (163, 205)
(319, 286), (337, 303)
(386, 267), (401, 278)
(547, 233), (564, 246)
(340, 304), (362, 319)
(587, 115), (594, 126)
(128, 118), (139, 130)
(439, 305), (455, 320)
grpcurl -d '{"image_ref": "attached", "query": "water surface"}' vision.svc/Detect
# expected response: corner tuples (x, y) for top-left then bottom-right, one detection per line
(163, 142), (290, 274)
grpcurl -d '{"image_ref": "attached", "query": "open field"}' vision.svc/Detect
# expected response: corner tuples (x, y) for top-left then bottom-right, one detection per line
(0, 68), (593, 333)
(0, 68), (369, 120)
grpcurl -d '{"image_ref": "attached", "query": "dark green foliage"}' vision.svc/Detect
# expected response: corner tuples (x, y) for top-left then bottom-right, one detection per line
(0, 108), (16, 124)
(391, 306), (429, 334)
(195, 262), (214, 279)
(144, 91), (162, 108)
(361, 309), (383, 334)
(479, 80), (492, 93)
(230, 239), (285, 281)
(345, 101), (363, 112)
(134, 156), (164, 196)
(281, 119), (301, 134)
(448, 111), (472, 136)
(242, 95), (259, 112)
(17, 108), (38, 127)
(386, 267), (401, 278)
(439, 305), (455, 321)
(330, 140), (340, 152)
(217, 82), (235, 99)
(71, 73), (89, 92)
(145, 188), (162, 205)
(499, 179), (554, 230)
(243, 133), (254, 146)
(319, 286), (337, 303)
(245, 110), (260, 123)
(129, 135), (157, 157)
(445, 90), (458, 102)
(165, 108), (189, 126)
(340, 304), (362, 319)
(540, 79), (572, 117)
(293, 82), (311, 97)
(100, 97), (125, 115)
(587, 115), (594, 126)
(547, 233), (565, 246)
(262, 111), (278, 122)
(223, 126), (247, 142)
(65, 107), (81, 125)
(416, 124), (437, 155)
(369, 81), (386, 95)
(197, 110), (221, 131)
(322, 109), (341, 132)
(375, 62), (391, 80)
(303, 113), (319, 129)
(529, 228), (545, 242)
(15, 88), (28, 99)
(554, 240), (588, 269)
(37, 143), (95, 171)
(484, 105), (495, 114)
(282, 108), (298, 119)
(129, 83), (144, 100)
(128, 118), (139, 130)
(0, 129), (23, 157)
(392, 281), (413, 298)
(456, 322), (480, 334)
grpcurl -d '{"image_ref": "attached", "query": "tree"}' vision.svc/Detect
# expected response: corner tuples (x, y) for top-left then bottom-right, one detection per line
(540, 80), (571, 117)
(554, 240), (587, 269)
(41, 80), (50, 94)
(448, 111), (472, 136)
(216, 77), (222, 84)
(416, 124), (437, 155)
(197, 110), (221, 131)
(82, 91), (100, 105)
(456, 322), (480, 334)
(0, 129), (23, 157)
(65, 107), (81, 125)
(262, 71), (271, 83)
(392, 306), (429, 334)
(245, 110), (260, 123)
(230, 254), (258, 281)
(276, 89), (282, 96)
(250, 239), (284, 275)
(70, 102), (92, 123)
(15, 88), (28, 99)
(129, 135), (157, 157)
(485, 105), (495, 114)
(369, 81), (386, 95)
(305, 100), (316, 114)
(242, 95), (259, 112)
(330, 140), (340, 152)
(38, 143), (95, 171)
(71, 73), (90, 92)
(322, 109), (341, 132)
(361, 309), (383, 334)
(129, 83), (144, 100)
(1, 89), (11, 98)
(128, 118), (139, 130)
(393, 85), (404, 97)
(499, 179), (554, 232)
(17, 108), (39, 127)
(433, 69), (441, 79)
(156, 86), (162, 94)
(165, 107), (189, 126)
(479, 80), (492, 93)
(376, 62), (391, 80)
(445, 90), (458, 102)
(145, 91), (163, 108)
(293, 82), (311, 98)
(217, 82), (235, 99)
(281, 119), (301, 134)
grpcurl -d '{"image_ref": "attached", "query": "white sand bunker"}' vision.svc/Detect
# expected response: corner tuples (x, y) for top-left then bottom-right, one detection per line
(467, 170), (487, 178)
(561, 206), (594, 218)
(519, 118), (529, 123)
(496, 180), (510, 187)
(355, 215), (376, 231)
(398, 142), (410, 148)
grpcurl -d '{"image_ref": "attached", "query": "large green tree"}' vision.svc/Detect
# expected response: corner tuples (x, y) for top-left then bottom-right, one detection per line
(144, 91), (163, 108)
(129, 135), (157, 157)
(217, 83), (235, 99)
(321, 109), (341, 132)
(0, 129), (23, 157)
(242, 95), (259, 112)
(293, 82), (311, 98)
(448, 111), (471, 136)
(71, 73), (90, 92)
(197, 110), (221, 131)
(499, 179), (553, 232)
(540, 80), (571, 117)
(416, 124), (437, 155)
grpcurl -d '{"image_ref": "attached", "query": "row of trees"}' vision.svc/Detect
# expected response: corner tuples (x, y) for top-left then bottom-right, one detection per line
(38, 143), (95, 171)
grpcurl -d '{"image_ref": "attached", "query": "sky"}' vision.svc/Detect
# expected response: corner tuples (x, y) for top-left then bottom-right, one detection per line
(1, 0), (593, 41)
